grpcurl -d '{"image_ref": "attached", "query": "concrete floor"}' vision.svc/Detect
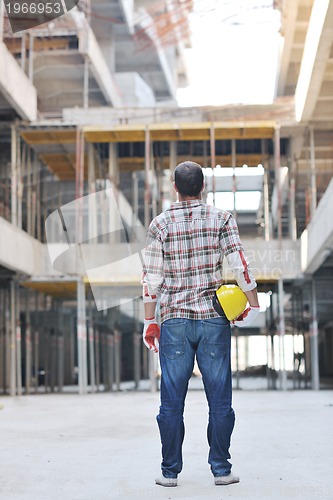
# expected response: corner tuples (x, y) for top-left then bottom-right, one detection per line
(1, 386), (333, 500)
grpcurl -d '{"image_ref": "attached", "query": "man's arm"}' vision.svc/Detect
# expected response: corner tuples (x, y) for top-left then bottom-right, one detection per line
(141, 221), (164, 352)
(220, 213), (260, 325)
(243, 287), (259, 307)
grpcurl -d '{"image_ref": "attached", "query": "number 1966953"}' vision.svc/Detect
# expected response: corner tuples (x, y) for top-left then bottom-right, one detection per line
(6, 2), (62, 14)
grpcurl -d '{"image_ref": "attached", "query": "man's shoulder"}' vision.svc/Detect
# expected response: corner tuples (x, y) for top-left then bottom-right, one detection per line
(151, 205), (232, 227)
(203, 204), (232, 222)
(149, 211), (168, 232)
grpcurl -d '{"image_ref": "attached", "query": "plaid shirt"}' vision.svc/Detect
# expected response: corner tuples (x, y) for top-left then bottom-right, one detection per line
(142, 199), (256, 323)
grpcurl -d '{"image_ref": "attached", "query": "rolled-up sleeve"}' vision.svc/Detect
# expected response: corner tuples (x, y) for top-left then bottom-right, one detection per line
(141, 221), (164, 297)
(220, 213), (257, 292)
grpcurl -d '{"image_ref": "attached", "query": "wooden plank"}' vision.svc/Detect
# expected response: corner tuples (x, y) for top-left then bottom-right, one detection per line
(21, 130), (76, 145)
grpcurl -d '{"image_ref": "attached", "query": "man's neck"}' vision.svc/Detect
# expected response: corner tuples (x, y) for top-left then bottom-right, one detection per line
(177, 195), (201, 202)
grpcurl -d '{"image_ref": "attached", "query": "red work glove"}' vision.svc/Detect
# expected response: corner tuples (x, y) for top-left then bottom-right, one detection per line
(143, 318), (160, 353)
(232, 306), (260, 328)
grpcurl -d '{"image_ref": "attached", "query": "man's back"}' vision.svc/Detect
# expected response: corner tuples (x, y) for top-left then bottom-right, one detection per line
(145, 199), (244, 322)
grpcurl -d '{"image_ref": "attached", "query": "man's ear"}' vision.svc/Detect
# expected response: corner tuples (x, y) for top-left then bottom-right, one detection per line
(173, 181), (179, 193)
(201, 181), (205, 193)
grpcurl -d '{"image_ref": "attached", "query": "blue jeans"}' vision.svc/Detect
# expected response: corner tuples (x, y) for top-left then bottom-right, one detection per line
(157, 316), (235, 478)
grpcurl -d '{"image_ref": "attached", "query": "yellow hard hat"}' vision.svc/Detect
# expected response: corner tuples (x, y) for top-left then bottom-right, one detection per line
(213, 284), (248, 321)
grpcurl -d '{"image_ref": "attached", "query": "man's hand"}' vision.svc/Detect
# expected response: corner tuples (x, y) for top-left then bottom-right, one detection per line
(143, 318), (160, 353)
(232, 306), (260, 327)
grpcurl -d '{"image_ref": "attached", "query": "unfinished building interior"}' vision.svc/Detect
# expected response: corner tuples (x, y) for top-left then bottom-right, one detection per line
(1, 0), (333, 396)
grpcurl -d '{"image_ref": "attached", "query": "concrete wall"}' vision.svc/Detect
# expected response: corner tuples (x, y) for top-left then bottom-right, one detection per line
(301, 177), (333, 274)
(0, 216), (45, 275)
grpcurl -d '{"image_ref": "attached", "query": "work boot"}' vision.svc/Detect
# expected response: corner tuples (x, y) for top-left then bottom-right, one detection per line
(155, 475), (178, 487)
(214, 472), (240, 485)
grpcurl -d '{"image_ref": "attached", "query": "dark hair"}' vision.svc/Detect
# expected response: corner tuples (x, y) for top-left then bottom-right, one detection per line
(174, 161), (204, 196)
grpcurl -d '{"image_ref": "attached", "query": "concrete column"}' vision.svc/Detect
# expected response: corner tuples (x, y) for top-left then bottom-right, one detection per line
(289, 139), (297, 240)
(274, 126), (282, 240)
(310, 279), (320, 390)
(309, 126), (317, 219)
(83, 56), (89, 108)
(278, 278), (287, 391)
(77, 279), (88, 395)
(11, 125), (17, 227)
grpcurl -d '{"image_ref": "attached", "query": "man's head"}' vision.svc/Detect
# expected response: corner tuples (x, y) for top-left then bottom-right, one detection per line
(174, 161), (204, 198)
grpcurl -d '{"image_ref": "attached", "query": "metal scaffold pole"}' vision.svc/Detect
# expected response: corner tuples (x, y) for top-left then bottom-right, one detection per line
(310, 279), (320, 390)
(144, 127), (151, 228)
(83, 55), (89, 109)
(289, 139), (297, 241)
(57, 305), (64, 393)
(77, 279), (88, 395)
(278, 278), (287, 391)
(34, 291), (39, 393)
(88, 294), (96, 393)
(210, 123), (216, 206)
(261, 139), (270, 241)
(25, 289), (32, 395)
(5, 288), (10, 393)
(10, 281), (16, 396)
(169, 141), (177, 202)
(15, 284), (22, 396)
(231, 139), (237, 219)
(95, 326), (100, 391)
(11, 125), (17, 227)
(0, 290), (4, 391)
(114, 327), (121, 392)
(133, 300), (141, 390)
(274, 125), (282, 240)
(28, 33), (34, 82)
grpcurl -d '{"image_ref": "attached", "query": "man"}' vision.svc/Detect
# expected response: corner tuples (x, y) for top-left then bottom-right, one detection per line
(141, 161), (259, 487)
